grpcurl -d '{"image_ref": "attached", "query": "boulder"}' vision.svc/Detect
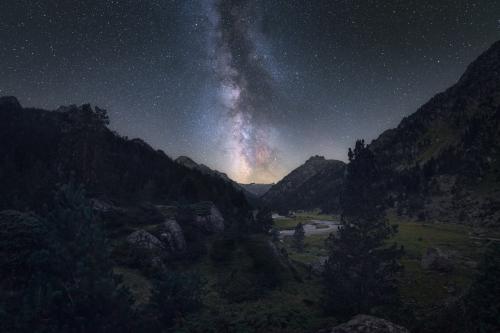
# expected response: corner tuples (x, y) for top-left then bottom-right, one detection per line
(421, 247), (454, 272)
(310, 256), (328, 275)
(159, 219), (186, 253)
(193, 204), (225, 233)
(318, 314), (410, 333)
(127, 230), (163, 251)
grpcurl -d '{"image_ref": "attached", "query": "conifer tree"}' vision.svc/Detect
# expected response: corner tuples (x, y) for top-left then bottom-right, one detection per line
(323, 140), (403, 317)
(293, 222), (305, 252)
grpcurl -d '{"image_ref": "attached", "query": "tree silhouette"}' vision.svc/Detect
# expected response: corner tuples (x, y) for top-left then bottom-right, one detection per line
(293, 222), (305, 252)
(323, 139), (403, 317)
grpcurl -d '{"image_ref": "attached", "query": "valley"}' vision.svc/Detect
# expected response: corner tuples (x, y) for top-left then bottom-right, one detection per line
(1, 32), (500, 333)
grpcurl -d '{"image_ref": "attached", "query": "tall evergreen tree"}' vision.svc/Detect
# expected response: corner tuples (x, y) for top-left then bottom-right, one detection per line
(323, 140), (403, 317)
(293, 222), (305, 252)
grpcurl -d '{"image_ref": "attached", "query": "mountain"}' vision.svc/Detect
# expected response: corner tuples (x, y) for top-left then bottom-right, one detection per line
(0, 98), (250, 221)
(367, 40), (500, 226)
(175, 155), (261, 205)
(239, 183), (273, 197)
(262, 156), (346, 213)
(175, 156), (233, 183)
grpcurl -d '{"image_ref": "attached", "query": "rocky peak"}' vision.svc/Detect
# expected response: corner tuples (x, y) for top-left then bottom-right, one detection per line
(175, 156), (199, 169)
(305, 155), (326, 163)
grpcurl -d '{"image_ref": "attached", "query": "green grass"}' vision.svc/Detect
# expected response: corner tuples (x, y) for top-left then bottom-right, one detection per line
(295, 210), (338, 221)
(284, 216), (485, 310)
(177, 237), (338, 333)
(390, 221), (483, 308)
(393, 222), (477, 259)
(274, 218), (303, 230)
(284, 234), (330, 264)
(113, 209), (496, 331)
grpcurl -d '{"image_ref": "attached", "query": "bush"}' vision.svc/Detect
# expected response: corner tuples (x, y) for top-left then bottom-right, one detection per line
(210, 238), (236, 263)
(150, 271), (205, 328)
(0, 183), (137, 333)
(463, 242), (500, 332)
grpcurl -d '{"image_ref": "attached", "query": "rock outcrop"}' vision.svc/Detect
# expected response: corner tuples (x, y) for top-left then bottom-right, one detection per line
(159, 219), (186, 253)
(318, 315), (410, 333)
(127, 230), (164, 251)
(193, 204), (225, 233)
(421, 247), (454, 272)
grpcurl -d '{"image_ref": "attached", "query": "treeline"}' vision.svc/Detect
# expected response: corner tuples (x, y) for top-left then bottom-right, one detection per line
(0, 98), (249, 221)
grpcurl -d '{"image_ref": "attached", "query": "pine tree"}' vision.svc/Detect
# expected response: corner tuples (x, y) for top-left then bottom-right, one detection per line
(323, 139), (403, 317)
(255, 207), (274, 233)
(293, 222), (305, 252)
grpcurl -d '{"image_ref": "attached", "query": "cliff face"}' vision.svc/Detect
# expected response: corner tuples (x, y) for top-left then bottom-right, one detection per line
(0, 98), (249, 221)
(262, 156), (346, 213)
(368, 41), (500, 225)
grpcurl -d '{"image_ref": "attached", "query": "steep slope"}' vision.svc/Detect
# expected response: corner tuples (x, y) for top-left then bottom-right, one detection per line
(175, 155), (261, 205)
(239, 183), (273, 197)
(369, 40), (500, 225)
(0, 98), (250, 221)
(175, 156), (234, 184)
(262, 156), (346, 213)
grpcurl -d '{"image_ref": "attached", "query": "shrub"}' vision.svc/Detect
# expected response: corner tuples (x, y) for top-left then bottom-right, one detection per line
(150, 271), (204, 328)
(0, 183), (137, 333)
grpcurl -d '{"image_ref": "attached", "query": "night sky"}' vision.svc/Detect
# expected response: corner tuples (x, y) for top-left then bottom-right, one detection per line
(1, 1), (499, 183)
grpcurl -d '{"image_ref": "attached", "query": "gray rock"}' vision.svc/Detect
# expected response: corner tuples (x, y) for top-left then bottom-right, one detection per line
(127, 230), (163, 251)
(310, 256), (328, 275)
(159, 219), (186, 252)
(194, 205), (225, 233)
(421, 247), (454, 272)
(318, 314), (410, 333)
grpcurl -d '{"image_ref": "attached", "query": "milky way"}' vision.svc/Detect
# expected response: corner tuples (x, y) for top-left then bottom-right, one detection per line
(205, 0), (282, 183)
(1, 0), (499, 184)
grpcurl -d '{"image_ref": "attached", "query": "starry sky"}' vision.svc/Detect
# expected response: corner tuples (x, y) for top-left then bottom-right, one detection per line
(1, 1), (499, 183)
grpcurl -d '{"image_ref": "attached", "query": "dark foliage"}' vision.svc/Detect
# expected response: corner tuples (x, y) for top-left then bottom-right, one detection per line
(323, 140), (403, 318)
(254, 207), (274, 233)
(0, 183), (137, 333)
(419, 242), (500, 333)
(462, 241), (500, 332)
(210, 238), (236, 263)
(149, 271), (205, 329)
(0, 98), (250, 223)
(293, 222), (305, 252)
(220, 237), (288, 303)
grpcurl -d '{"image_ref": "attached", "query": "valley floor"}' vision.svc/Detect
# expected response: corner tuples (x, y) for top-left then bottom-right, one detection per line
(116, 210), (500, 332)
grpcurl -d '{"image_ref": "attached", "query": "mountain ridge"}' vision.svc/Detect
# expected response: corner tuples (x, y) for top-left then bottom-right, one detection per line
(0, 98), (250, 221)
(262, 155), (346, 213)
